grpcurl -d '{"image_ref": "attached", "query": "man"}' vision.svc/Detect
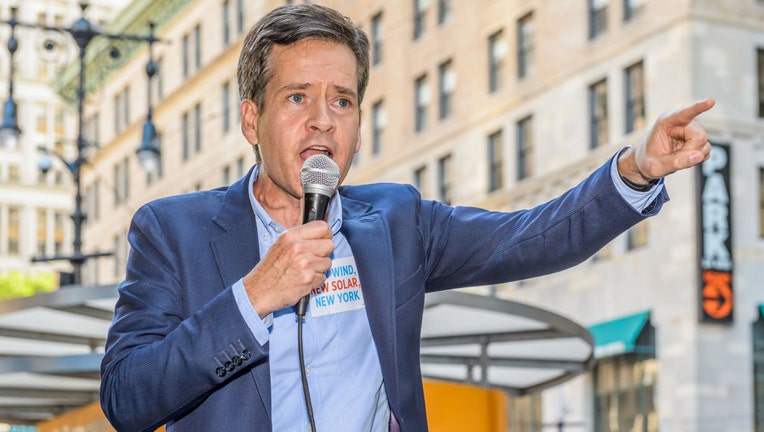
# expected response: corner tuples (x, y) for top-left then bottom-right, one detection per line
(100, 4), (713, 431)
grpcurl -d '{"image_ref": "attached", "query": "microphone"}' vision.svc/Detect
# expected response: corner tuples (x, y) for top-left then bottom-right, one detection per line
(295, 154), (340, 316)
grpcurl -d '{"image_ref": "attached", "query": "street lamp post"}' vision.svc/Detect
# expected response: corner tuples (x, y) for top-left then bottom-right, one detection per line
(1, 3), (162, 286)
(0, 8), (20, 150)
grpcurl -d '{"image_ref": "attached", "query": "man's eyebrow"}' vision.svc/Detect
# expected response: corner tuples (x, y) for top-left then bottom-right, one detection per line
(279, 82), (311, 93)
(277, 83), (357, 99)
(333, 85), (358, 99)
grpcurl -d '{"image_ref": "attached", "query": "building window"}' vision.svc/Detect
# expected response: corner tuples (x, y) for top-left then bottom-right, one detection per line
(758, 49), (764, 118)
(372, 100), (385, 155)
(759, 168), (764, 238)
(415, 74), (429, 132)
(223, 165), (231, 185)
(754, 311), (764, 432)
(85, 113), (100, 147)
(194, 24), (202, 70)
(114, 233), (126, 279)
(194, 103), (202, 153)
(182, 33), (189, 78)
(7, 206), (20, 255)
(437, 154), (452, 205)
(414, 165), (428, 196)
(222, 81), (231, 133)
(516, 116), (533, 181)
(53, 211), (64, 254)
(627, 221), (649, 250)
(182, 111), (190, 161)
(237, 157), (245, 178)
(222, 0), (230, 46)
(36, 104), (48, 134)
(236, 0), (244, 34)
(123, 158), (131, 204)
(625, 61), (645, 133)
(488, 130), (503, 192)
(588, 0), (609, 39)
(113, 158), (130, 207)
(488, 30), (505, 93)
(437, 0), (451, 25)
(113, 93), (121, 133)
(113, 87), (129, 134)
(414, 0), (426, 40)
(36, 209), (47, 256)
(508, 393), (542, 432)
(371, 12), (383, 66)
(438, 59), (454, 120)
(122, 87), (130, 129)
(8, 164), (19, 183)
(113, 164), (121, 206)
(54, 107), (65, 136)
(517, 12), (534, 80)
(589, 78), (609, 149)
(593, 325), (657, 432)
(624, 0), (646, 21)
(86, 181), (100, 223)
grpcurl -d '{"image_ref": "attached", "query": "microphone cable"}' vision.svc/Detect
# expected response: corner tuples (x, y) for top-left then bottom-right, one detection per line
(294, 154), (339, 432)
(297, 310), (317, 432)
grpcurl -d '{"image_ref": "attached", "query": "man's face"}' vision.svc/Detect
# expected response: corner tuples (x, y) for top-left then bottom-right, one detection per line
(243, 38), (362, 203)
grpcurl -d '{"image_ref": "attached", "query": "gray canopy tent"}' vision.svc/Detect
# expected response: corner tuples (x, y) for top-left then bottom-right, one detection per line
(0, 285), (594, 425)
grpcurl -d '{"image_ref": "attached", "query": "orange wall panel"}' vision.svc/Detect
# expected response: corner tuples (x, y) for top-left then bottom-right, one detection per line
(423, 380), (508, 432)
(36, 402), (165, 432)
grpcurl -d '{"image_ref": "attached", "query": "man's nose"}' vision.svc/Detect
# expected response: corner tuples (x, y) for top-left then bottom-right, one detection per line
(307, 100), (336, 133)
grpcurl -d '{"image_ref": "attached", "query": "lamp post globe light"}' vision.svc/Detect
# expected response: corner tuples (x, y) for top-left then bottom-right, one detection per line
(1, 2), (162, 286)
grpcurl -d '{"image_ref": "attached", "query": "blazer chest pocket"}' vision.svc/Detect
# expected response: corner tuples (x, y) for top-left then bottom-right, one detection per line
(395, 264), (423, 309)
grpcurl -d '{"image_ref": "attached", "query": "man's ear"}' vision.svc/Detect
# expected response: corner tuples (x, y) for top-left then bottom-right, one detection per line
(240, 99), (259, 144)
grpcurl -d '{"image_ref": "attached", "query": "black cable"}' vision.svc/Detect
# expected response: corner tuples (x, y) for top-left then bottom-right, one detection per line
(297, 315), (317, 432)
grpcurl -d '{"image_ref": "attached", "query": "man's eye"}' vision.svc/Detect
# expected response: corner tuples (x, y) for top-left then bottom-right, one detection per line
(288, 94), (304, 103)
(337, 99), (351, 108)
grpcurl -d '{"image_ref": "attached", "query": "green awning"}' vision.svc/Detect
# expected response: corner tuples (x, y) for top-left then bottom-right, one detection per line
(588, 311), (650, 359)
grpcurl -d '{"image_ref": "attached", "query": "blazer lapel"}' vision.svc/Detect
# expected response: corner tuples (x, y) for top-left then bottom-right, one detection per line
(341, 197), (399, 411)
(209, 169), (272, 420)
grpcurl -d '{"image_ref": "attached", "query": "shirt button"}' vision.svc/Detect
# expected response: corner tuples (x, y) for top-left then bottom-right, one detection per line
(262, 234), (269, 242)
(305, 366), (311, 375)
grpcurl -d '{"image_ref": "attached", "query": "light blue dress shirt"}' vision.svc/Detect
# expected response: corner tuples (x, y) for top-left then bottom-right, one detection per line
(232, 166), (390, 431)
(232, 153), (661, 430)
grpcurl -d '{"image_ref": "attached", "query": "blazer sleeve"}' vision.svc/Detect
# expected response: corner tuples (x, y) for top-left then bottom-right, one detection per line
(419, 154), (668, 291)
(99, 202), (264, 432)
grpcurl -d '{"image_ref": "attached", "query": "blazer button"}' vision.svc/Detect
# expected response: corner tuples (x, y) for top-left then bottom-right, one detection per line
(215, 367), (226, 378)
(225, 361), (235, 372)
(642, 200), (656, 214)
(240, 349), (251, 361)
(232, 355), (242, 367)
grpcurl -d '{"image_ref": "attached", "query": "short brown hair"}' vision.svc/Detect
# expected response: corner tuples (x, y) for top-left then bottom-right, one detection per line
(237, 4), (370, 112)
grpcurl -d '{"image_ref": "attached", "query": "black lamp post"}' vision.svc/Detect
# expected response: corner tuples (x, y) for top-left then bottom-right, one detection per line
(0, 7), (20, 150)
(1, 3), (162, 286)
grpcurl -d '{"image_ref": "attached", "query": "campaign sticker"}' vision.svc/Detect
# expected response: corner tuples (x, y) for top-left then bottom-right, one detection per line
(309, 256), (365, 318)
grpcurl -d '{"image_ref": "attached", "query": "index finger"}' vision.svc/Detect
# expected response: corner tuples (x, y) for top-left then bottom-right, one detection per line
(666, 98), (715, 126)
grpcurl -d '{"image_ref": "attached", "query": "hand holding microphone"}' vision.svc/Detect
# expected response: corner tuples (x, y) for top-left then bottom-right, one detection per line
(242, 155), (339, 318)
(295, 154), (340, 316)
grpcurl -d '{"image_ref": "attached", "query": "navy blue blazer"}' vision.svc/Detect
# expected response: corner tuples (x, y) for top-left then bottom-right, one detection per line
(100, 155), (666, 431)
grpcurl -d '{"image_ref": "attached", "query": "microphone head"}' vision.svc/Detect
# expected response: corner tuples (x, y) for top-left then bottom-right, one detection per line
(300, 154), (340, 197)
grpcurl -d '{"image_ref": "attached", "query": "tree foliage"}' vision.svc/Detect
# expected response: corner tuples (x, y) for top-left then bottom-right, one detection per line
(0, 271), (56, 301)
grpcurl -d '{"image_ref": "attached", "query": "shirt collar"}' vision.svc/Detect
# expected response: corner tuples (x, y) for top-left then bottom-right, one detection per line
(247, 164), (343, 236)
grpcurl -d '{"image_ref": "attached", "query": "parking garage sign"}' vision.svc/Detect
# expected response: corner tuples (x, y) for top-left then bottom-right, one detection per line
(698, 143), (733, 324)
